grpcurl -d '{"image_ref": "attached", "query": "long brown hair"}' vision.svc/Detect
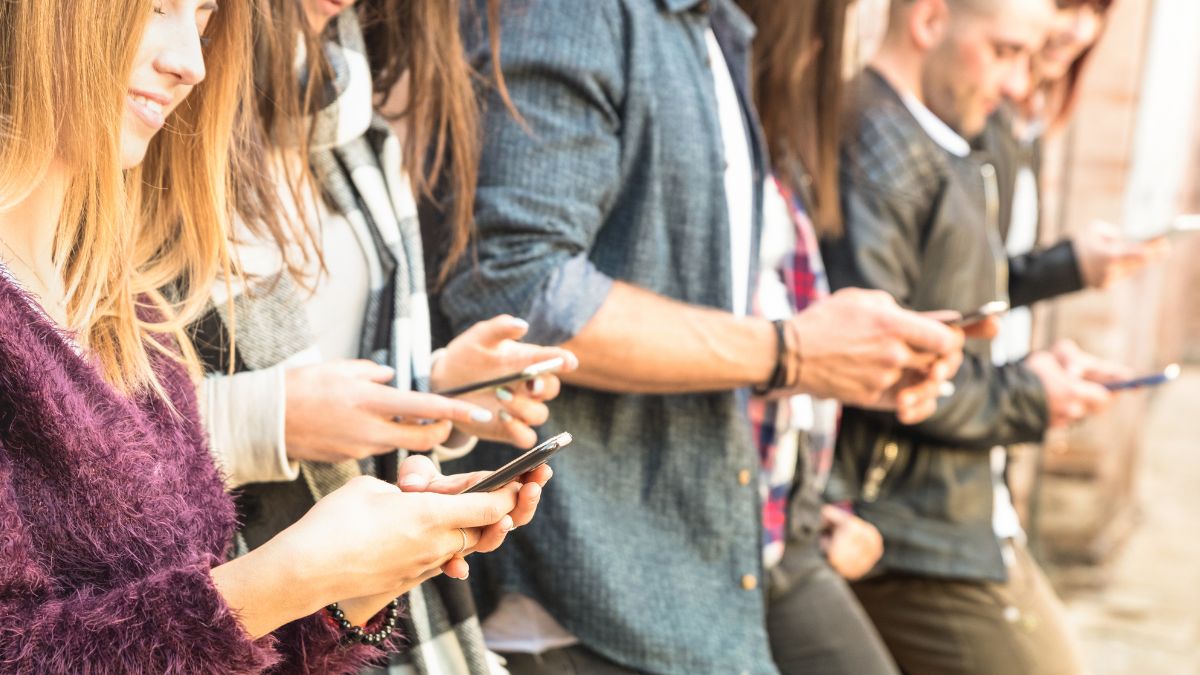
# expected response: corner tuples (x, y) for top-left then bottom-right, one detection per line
(738, 0), (851, 238)
(0, 0), (252, 394)
(240, 0), (506, 289)
(1044, 0), (1113, 129)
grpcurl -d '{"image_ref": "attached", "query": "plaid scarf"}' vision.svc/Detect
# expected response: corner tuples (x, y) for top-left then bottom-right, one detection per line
(201, 13), (495, 675)
(748, 178), (841, 569)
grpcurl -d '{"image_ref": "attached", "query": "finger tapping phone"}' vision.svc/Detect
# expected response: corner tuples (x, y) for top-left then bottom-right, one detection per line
(459, 432), (573, 494)
(1104, 364), (1181, 391)
(942, 300), (1010, 327)
(435, 357), (566, 398)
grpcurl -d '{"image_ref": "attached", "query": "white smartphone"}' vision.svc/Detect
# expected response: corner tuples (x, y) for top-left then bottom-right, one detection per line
(1132, 216), (1200, 242)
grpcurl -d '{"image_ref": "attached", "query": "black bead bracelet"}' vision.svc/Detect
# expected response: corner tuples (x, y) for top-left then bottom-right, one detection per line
(326, 598), (400, 646)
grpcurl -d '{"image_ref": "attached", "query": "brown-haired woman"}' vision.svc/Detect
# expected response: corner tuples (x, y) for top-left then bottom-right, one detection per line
(0, 0), (545, 672)
(983, 0), (1167, 369)
(737, 1), (900, 673)
(192, 2), (574, 673)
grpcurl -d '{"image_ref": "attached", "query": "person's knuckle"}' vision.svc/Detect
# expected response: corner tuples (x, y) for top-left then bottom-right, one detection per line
(872, 371), (897, 393)
(479, 502), (506, 523)
(884, 343), (909, 368)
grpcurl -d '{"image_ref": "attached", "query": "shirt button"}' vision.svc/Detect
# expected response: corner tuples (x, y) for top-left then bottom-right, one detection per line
(741, 574), (758, 591)
(737, 469), (751, 486)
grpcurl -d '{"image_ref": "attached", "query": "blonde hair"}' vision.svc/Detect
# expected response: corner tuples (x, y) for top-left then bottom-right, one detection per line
(0, 0), (252, 395)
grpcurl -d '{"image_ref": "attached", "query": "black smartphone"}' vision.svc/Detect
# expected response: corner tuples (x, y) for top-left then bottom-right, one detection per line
(942, 300), (1009, 327)
(435, 357), (566, 398)
(459, 432), (573, 494)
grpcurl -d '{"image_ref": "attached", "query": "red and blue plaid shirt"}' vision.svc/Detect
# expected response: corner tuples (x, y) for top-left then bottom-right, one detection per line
(748, 178), (840, 568)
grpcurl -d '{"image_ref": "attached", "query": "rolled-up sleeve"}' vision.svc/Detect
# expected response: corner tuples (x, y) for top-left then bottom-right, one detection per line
(439, 0), (625, 344)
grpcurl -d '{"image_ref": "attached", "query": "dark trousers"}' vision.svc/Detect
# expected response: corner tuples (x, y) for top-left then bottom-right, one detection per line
(766, 538), (900, 675)
(851, 541), (1085, 675)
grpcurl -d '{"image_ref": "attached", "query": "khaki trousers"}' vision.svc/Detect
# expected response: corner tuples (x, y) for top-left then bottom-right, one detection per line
(851, 542), (1087, 675)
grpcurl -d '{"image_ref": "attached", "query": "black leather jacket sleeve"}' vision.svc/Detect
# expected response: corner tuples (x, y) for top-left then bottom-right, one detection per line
(826, 177), (1050, 450)
(1008, 240), (1085, 308)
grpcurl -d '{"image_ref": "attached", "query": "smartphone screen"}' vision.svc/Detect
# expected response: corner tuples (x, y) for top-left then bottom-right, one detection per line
(459, 432), (573, 494)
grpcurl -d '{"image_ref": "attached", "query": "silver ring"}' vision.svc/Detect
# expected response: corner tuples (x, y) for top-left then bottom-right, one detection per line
(457, 528), (469, 555)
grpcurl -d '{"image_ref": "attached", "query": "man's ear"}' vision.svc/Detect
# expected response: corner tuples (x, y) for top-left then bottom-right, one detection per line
(910, 0), (951, 52)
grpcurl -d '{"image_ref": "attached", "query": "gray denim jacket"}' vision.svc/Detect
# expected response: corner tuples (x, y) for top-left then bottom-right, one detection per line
(434, 0), (775, 673)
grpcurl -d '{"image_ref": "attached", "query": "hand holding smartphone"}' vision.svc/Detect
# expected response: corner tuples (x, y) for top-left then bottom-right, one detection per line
(435, 357), (566, 398)
(459, 432), (573, 494)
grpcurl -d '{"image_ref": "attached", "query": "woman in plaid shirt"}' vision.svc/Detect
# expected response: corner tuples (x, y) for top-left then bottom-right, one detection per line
(741, 1), (898, 673)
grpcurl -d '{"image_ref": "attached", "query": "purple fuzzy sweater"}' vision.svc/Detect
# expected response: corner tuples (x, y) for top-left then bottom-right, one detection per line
(0, 273), (389, 673)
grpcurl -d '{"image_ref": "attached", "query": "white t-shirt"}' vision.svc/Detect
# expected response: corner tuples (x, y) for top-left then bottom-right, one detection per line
(706, 29), (755, 317)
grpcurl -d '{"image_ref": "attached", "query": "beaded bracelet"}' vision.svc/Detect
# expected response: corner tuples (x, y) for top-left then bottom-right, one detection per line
(325, 598), (400, 646)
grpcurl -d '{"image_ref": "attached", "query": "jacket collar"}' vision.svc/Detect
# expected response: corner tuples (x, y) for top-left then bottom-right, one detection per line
(900, 93), (971, 158)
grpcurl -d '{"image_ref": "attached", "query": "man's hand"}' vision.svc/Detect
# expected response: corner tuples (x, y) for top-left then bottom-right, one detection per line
(1025, 349), (1114, 428)
(786, 289), (965, 424)
(820, 505), (883, 581)
(1073, 220), (1169, 290)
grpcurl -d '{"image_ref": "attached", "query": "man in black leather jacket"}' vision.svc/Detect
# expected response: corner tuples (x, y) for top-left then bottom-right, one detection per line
(820, 0), (1133, 673)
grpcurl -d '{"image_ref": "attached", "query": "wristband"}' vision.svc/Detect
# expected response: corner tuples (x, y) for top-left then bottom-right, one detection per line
(753, 319), (789, 395)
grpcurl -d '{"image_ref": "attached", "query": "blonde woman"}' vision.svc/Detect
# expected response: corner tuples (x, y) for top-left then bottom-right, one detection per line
(0, 1), (545, 672)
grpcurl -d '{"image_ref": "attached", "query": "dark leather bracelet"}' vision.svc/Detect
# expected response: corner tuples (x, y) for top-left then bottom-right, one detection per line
(753, 319), (788, 395)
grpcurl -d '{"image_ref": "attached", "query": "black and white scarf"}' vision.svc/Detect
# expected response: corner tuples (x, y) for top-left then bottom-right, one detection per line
(199, 13), (495, 675)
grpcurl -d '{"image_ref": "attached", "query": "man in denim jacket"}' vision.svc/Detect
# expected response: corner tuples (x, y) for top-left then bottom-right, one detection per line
(433, 1), (964, 672)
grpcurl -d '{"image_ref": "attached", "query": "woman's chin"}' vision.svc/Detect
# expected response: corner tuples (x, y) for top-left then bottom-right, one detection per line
(120, 142), (151, 171)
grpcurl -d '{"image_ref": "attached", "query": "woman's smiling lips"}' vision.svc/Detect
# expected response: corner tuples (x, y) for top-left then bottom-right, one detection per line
(127, 89), (172, 131)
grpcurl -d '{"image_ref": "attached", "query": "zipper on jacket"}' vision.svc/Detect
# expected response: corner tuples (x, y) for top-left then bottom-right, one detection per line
(980, 163), (1010, 301)
(862, 441), (900, 502)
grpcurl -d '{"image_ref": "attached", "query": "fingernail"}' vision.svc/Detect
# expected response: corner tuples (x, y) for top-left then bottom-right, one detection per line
(501, 516), (515, 531)
(498, 410), (513, 423)
(528, 378), (545, 396)
(508, 317), (530, 330)
(470, 409), (494, 423)
(400, 475), (425, 489)
(495, 387), (514, 402)
(938, 382), (957, 398)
